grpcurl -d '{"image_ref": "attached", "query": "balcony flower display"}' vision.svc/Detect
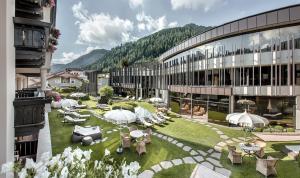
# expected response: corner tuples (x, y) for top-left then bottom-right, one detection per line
(47, 43), (57, 53)
(44, 0), (55, 8)
(1, 147), (140, 178)
(51, 28), (61, 39)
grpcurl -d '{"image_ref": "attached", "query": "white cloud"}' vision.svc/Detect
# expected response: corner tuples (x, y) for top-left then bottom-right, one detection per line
(170, 0), (224, 12)
(128, 0), (144, 9)
(72, 2), (135, 49)
(52, 46), (101, 64)
(136, 12), (178, 32)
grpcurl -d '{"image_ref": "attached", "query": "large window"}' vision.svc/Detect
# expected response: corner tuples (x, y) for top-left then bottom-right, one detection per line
(261, 66), (271, 85)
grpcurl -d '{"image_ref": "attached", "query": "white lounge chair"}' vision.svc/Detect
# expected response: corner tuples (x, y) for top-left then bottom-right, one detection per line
(157, 112), (171, 120)
(57, 109), (66, 116)
(63, 107), (76, 112)
(74, 104), (87, 109)
(138, 97), (142, 101)
(124, 96), (130, 100)
(71, 112), (91, 118)
(152, 113), (165, 123)
(138, 117), (153, 127)
(64, 115), (86, 124)
(131, 96), (136, 100)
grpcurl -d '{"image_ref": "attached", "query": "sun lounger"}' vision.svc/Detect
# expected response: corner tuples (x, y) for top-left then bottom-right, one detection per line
(96, 104), (110, 110)
(124, 96), (130, 101)
(138, 117), (153, 127)
(152, 114), (165, 124)
(57, 109), (66, 116)
(71, 112), (91, 118)
(263, 113), (282, 118)
(72, 125), (102, 143)
(157, 112), (171, 120)
(63, 107), (76, 112)
(64, 115), (86, 124)
(74, 104), (87, 109)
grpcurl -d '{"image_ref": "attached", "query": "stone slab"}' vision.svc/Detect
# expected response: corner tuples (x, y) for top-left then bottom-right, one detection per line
(138, 170), (154, 178)
(210, 152), (221, 160)
(214, 146), (222, 152)
(207, 157), (223, 167)
(172, 140), (178, 144)
(176, 142), (183, 148)
(151, 164), (162, 173)
(183, 157), (196, 164)
(193, 155), (204, 162)
(201, 161), (214, 170)
(217, 142), (227, 147)
(220, 135), (230, 140)
(216, 131), (224, 135)
(215, 167), (232, 177)
(160, 161), (173, 169)
(171, 159), (183, 166)
(190, 150), (198, 156)
(190, 165), (227, 178)
(197, 150), (208, 156)
(183, 146), (192, 152)
(167, 137), (174, 142)
(207, 149), (214, 153)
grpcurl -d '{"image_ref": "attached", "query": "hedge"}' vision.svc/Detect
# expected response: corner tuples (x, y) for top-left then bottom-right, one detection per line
(111, 102), (135, 112)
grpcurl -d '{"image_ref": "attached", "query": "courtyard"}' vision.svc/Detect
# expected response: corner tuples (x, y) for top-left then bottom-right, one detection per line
(48, 96), (300, 178)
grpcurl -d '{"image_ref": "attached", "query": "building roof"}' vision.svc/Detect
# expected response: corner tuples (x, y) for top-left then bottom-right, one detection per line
(47, 72), (82, 80)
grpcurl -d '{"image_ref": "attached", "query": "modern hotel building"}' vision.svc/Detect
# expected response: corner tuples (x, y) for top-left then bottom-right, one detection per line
(0, 0), (57, 176)
(110, 4), (300, 130)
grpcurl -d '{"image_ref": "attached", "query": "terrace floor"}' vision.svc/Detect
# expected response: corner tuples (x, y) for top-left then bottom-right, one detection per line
(48, 99), (300, 178)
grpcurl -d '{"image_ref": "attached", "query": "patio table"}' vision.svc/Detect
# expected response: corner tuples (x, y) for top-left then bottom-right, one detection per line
(239, 143), (261, 158)
(130, 130), (144, 139)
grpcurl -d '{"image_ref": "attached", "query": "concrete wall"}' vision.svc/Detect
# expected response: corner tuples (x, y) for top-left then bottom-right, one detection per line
(0, 0), (15, 177)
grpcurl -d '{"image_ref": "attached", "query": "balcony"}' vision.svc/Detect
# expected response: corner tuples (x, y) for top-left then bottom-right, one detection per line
(14, 17), (51, 68)
(14, 89), (51, 137)
(15, 0), (43, 20)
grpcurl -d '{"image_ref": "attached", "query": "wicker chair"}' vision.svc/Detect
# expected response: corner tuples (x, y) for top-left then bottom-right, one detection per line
(136, 141), (146, 156)
(227, 145), (242, 164)
(254, 139), (266, 158)
(121, 135), (131, 149)
(256, 156), (278, 177)
(143, 134), (151, 144)
(194, 107), (205, 116)
(144, 128), (152, 135)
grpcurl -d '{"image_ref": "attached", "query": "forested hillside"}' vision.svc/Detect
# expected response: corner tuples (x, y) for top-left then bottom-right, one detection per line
(86, 23), (211, 72)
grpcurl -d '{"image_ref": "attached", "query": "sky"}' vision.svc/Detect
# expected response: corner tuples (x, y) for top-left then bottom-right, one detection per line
(52, 0), (300, 64)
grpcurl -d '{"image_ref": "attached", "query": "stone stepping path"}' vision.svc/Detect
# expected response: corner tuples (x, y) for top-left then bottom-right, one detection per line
(137, 118), (248, 178)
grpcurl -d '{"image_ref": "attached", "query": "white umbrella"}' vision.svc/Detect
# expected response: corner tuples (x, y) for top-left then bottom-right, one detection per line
(104, 109), (136, 124)
(150, 97), (163, 103)
(226, 110), (269, 128)
(60, 99), (78, 108)
(135, 106), (153, 120)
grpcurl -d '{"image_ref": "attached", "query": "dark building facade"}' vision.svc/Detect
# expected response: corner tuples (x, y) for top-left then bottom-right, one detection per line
(110, 4), (300, 129)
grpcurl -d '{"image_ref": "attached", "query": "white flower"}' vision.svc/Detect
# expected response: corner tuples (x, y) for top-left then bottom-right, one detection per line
(60, 166), (69, 178)
(25, 158), (36, 169)
(18, 168), (27, 178)
(73, 148), (83, 160)
(1, 162), (14, 174)
(104, 149), (110, 156)
(62, 147), (72, 159)
(35, 167), (50, 178)
(83, 150), (92, 160)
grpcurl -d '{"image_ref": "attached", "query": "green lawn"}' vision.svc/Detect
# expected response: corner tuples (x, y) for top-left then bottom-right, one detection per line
(49, 110), (189, 172)
(154, 117), (221, 151)
(49, 99), (300, 178)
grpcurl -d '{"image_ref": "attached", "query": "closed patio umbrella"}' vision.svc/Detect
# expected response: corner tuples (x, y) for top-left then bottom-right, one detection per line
(226, 110), (269, 128)
(267, 99), (272, 112)
(104, 109), (136, 124)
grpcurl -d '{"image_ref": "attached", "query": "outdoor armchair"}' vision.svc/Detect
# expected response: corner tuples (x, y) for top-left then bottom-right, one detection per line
(227, 146), (242, 164)
(121, 135), (131, 149)
(256, 156), (278, 177)
(136, 141), (146, 156)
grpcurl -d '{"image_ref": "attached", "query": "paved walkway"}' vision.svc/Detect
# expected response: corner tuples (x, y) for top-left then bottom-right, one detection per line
(190, 164), (228, 178)
(36, 112), (52, 162)
(254, 132), (300, 141)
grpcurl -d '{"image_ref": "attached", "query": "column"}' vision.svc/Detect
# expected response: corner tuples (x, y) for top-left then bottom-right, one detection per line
(17, 77), (23, 90)
(41, 68), (47, 90)
(23, 77), (27, 88)
(0, 0), (15, 177)
(229, 95), (235, 113)
(296, 96), (300, 131)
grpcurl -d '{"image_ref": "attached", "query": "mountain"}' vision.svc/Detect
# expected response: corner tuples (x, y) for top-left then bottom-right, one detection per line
(86, 23), (212, 72)
(50, 49), (109, 73)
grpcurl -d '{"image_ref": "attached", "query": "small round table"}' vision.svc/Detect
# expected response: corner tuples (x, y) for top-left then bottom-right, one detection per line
(82, 136), (93, 146)
(130, 130), (144, 139)
(239, 143), (261, 157)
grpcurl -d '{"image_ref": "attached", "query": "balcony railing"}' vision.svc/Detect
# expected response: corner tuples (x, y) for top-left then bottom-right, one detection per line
(14, 89), (51, 137)
(15, 0), (43, 20)
(15, 135), (38, 162)
(14, 17), (50, 68)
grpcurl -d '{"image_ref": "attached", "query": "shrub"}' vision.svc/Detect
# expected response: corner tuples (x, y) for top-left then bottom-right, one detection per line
(78, 100), (82, 105)
(287, 128), (295, 132)
(254, 128), (263, 132)
(273, 125), (283, 132)
(60, 87), (76, 93)
(80, 94), (90, 101)
(99, 86), (114, 98)
(112, 103), (134, 112)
